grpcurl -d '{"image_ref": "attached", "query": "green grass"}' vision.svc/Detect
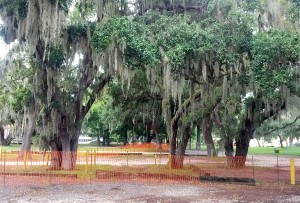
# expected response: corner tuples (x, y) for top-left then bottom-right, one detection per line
(0, 144), (23, 151)
(248, 146), (300, 156)
(2, 144), (299, 156)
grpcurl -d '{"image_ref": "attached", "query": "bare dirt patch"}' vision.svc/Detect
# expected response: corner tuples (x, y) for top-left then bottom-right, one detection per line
(0, 182), (299, 203)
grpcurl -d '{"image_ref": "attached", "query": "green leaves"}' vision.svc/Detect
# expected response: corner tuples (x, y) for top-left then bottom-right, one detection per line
(12, 87), (33, 112)
(0, 0), (28, 19)
(47, 44), (66, 68)
(251, 29), (300, 98)
(92, 17), (159, 69)
(66, 23), (87, 43)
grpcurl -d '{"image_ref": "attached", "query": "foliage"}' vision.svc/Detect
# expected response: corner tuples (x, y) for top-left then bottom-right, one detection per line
(66, 23), (87, 43)
(11, 87), (33, 112)
(251, 30), (300, 99)
(0, 0), (28, 19)
(92, 17), (159, 68)
(47, 44), (66, 68)
(288, 0), (300, 22)
(49, 0), (73, 13)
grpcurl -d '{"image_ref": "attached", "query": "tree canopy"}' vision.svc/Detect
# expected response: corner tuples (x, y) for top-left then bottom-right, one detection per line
(0, 0), (299, 169)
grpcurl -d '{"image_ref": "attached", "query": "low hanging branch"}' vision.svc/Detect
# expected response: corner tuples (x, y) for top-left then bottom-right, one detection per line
(171, 89), (202, 126)
(265, 115), (300, 135)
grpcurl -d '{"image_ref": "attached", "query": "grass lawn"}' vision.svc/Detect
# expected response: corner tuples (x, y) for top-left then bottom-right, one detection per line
(0, 144), (23, 152)
(248, 146), (300, 156)
(2, 144), (299, 156)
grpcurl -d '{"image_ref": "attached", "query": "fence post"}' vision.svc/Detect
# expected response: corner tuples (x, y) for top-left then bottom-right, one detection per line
(277, 155), (279, 182)
(252, 156), (254, 179)
(3, 150), (6, 186)
(24, 151), (28, 171)
(90, 151), (92, 184)
(290, 158), (295, 185)
(93, 150), (96, 167)
(85, 150), (89, 173)
(168, 154), (171, 174)
(126, 151), (129, 166)
(46, 152), (50, 166)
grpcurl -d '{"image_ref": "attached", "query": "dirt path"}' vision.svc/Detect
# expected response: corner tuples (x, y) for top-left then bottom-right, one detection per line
(0, 182), (299, 203)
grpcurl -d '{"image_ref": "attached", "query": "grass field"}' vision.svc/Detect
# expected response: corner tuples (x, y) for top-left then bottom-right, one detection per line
(1, 144), (299, 156)
(248, 146), (300, 156)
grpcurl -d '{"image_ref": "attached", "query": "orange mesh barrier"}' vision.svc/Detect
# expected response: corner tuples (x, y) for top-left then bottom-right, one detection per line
(0, 150), (299, 186)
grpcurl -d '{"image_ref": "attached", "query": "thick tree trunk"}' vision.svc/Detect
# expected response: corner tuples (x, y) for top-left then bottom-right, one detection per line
(59, 128), (73, 170)
(234, 129), (250, 168)
(202, 116), (216, 156)
(172, 124), (191, 169)
(21, 113), (35, 151)
(224, 136), (234, 156)
(228, 118), (254, 168)
(50, 116), (80, 170)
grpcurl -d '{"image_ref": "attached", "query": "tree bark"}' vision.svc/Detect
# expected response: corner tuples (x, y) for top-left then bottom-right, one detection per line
(256, 138), (261, 147)
(224, 136), (234, 156)
(278, 135), (284, 148)
(289, 136), (293, 147)
(21, 113), (36, 151)
(102, 126), (110, 146)
(170, 121), (178, 156)
(123, 127), (128, 145)
(97, 135), (101, 146)
(196, 123), (201, 150)
(232, 116), (255, 168)
(0, 125), (5, 146)
(172, 124), (191, 169)
(146, 121), (153, 143)
(202, 116), (216, 156)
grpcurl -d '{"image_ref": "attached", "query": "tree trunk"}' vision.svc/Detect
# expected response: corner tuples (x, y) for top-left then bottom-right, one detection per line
(146, 121), (153, 143)
(0, 125), (5, 146)
(21, 113), (35, 151)
(168, 120), (178, 169)
(50, 116), (80, 170)
(103, 127), (110, 146)
(196, 123), (201, 150)
(289, 136), (293, 147)
(224, 136), (234, 156)
(202, 116), (216, 156)
(278, 135), (284, 148)
(170, 121), (178, 156)
(123, 128), (128, 145)
(256, 138), (261, 147)
(152, 116), (161, 149)
(172, 124), (191, 169)
(97, 135), (101, 146)
(234, 131), (250, 168)
(231, 118), (254, 168)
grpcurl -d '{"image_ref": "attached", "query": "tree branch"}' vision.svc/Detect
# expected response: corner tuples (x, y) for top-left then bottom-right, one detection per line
(171, 89), (202, 126)
(80, 75), (111, 120)
(266, 115), (300, 135)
